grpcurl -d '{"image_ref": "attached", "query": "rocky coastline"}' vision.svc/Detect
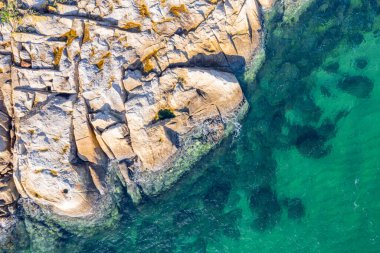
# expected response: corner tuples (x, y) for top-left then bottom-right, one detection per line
(0, 0), (312, 250)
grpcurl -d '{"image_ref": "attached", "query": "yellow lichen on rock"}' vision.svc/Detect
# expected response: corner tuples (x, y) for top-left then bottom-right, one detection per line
(143, 58), (154, 73)
(121, 21), (142, 31)
(53, 46), (64, 67)
(62, 29), (78, 46)
(138, 1), (150, 18)
(95, 52), (111, 70)
(82, 23), (92, 44)
(169, 4), (188, 17)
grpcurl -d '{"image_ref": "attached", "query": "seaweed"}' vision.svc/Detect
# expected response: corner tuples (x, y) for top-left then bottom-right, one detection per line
(338, 75), (374, 98)
(249, 186), (281, 232)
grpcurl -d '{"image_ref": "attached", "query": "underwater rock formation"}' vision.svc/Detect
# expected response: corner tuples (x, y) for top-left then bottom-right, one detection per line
(338, 76), (374, 98)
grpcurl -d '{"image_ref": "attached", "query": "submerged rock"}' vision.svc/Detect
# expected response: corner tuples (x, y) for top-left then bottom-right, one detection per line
(249, 185), (281, 231)
(323, 61), (340, 73)
(295, 127), (331, 159)
(347, 32), (364, 47)
(203, 181), (232, 211)
(283, 197), (305, 219)
(338, 76), (374, 98)
(355, 58), (368, 69)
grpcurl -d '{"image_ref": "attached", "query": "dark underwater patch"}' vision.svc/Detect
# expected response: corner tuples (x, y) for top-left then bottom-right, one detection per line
(324, 62), (340, 73)
(347, 32), (364, 46)
(295, 127), (331, 159)
(173, 209), (198, 229)
(319, 120), (337, 140)
(294, 95), (323, 123)
(355, 57), (368, 69)
(203, 181), (232, 211)
(338, 76), (374, 98)
(258, 62), (301, 106)
(284, 198), (306, 219)
(249, 186), (281, 232)
(320, 86), (331, 97)
(374, 29), (380, 37)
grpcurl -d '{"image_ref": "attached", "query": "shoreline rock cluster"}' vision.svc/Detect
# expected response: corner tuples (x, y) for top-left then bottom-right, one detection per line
(0, 0), (310, 250)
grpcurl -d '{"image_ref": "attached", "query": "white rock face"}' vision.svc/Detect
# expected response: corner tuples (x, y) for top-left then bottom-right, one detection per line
(13, 95), (97, 217)
(0, 0), (284, 245)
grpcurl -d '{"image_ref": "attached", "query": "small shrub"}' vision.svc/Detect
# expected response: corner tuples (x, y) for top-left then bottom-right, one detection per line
(157, 109), (175, 121)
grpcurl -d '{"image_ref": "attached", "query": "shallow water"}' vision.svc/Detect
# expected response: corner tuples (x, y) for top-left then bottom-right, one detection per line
(20, 0), (380, 252)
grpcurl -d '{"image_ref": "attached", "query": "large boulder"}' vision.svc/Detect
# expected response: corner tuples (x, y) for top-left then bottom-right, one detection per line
(124, 67), (247, 195)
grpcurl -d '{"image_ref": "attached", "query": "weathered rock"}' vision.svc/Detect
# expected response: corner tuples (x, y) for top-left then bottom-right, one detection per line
(11, 67), (76, 93)
(259, 0), (276, 9)
(0, 55), (12, 116)
(125, 67), (248, 195)
(20, 0), (48, 10)
(0, 214), (18, 250)
(101, 123), (135, 161)
(13, 95), (99, 217)
(56, 3), (79, 16)
(0, 175), (18, 208)
(73, 97), (107, 165)
(0, 36), (19, 249)
(0, 111), (11, 168)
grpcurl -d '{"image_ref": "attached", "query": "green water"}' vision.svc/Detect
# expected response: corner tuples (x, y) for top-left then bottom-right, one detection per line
(21, 0), (380, 252)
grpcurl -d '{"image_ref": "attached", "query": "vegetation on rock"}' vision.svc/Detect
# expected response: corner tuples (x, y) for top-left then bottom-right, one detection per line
(157, 109), (175, 121)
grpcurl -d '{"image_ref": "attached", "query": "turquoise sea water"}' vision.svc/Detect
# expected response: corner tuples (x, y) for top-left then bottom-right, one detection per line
(20, 0), (380, 252)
